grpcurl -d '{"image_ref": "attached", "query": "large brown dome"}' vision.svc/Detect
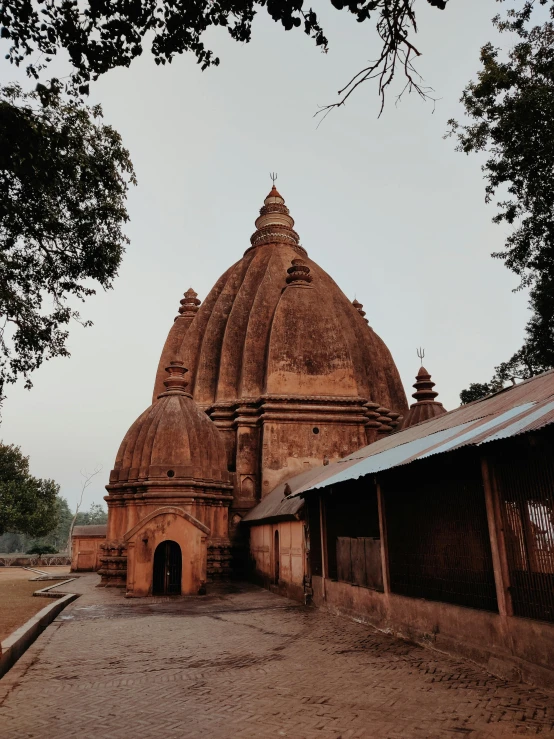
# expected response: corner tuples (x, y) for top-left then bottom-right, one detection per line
(152, 186), (408, 507)
(153, 190), (407, 413)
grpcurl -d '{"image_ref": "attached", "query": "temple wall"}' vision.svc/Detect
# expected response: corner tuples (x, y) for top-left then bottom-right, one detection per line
(106, 500), (126, 541)
(235, 422), (260, 508)
(102, 496), (232, 588)
(124, 509), (208, 597)
(106, 497), (230, 543)
(249, 521), (305, 600)
(260, 421), (366, 497)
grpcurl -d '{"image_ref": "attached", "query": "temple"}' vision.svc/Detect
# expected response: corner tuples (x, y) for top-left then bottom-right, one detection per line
(71, 182), (554, 689)
(96, 183), (409, 592)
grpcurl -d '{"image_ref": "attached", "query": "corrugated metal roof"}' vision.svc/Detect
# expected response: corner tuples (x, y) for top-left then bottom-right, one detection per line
(292, 421), (475, 492)
(479, 398), (554, 443)
(72, 524), (107, 537)
(286, 369), (554, 498)
(242, 468), (310, 523)
(415, 403), (536, 459)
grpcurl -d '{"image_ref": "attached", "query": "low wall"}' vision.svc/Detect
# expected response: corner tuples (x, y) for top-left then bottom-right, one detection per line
(0, 555), (70, 567)
(312, 576), (554, 691)
(0, 593), (79, 679)
(249, 570), (305, 603)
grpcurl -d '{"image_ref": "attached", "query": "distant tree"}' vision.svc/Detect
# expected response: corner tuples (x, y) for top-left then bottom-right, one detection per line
(0, 529), (26, 553)
(0, 442), (58, 537)
(0, 496), (107, 553)
(0, 83), (136, 403)
(26, 543), (58, 556)
(452, 2), (554, 399)
(75, 502), (108, 527)
(40, 495), (74, 551)
(459, 383), (494, 405)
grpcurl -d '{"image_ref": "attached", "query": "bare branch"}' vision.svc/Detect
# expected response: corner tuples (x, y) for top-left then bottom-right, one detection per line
(66, 465), (103, 558)
(315, 0), (438, 119)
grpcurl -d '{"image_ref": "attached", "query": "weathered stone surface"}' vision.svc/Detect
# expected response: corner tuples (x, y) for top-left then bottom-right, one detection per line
(152, 187), (408, 512)
(103, 186), (410, 594)
(400, 365), (447, 430)
(102, 362), (233, 594)
(124, 507), (209, 597)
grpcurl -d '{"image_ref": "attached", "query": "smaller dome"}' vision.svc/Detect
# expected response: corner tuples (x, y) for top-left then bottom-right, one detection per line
(400, 365), (447, 430)
(109, 361), (230, 486)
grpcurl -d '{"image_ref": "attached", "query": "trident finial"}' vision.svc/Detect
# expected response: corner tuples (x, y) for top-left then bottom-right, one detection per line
(270, 172), (278, 186)
(417, 347), (425, 363)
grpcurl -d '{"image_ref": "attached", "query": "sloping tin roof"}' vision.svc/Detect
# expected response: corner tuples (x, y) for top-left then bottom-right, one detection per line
(286, 369), (554, 498)
(72, 524), (107, 537)
(242, 466), (315, 523)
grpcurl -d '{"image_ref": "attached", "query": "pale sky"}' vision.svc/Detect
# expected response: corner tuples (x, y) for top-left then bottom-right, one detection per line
(1, 1), (530, 510)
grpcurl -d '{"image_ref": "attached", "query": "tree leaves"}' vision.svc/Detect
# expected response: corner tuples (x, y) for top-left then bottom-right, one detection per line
(451, 4), (554, 397)
(0, 496), (107, 552)
(0, 1), (448, 108)
(0, 442), (59, 537)
(0, 83), (136, 401)
(460, 383), (496, 405)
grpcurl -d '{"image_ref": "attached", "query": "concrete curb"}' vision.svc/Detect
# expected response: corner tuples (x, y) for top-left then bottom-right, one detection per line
(33, 579), (77, 597)
(0, 590), (79, 679)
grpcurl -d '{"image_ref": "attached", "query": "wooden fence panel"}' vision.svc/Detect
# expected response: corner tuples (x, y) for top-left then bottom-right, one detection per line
(364, 538), (383, 591)
(351, 538), (367, 586)
(337, 537), (352, 583)
(336, 537), (383, 591)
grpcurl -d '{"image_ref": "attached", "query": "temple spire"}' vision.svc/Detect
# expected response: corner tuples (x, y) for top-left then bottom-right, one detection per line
(176, 287), (201, 321)
(159, 360), (192, 398)
(248, 181), (304, 253)
(412, 366), (439, 403)
(286, 258), (313, 287)
(400, 364), (447, 430)
(352, 299), (369, 324)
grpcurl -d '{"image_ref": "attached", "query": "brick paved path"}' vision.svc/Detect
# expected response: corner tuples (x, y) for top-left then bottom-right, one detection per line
(1, 575), (554, 739)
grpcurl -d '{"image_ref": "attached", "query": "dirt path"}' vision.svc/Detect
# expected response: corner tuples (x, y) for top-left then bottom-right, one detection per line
(0, 567), (72, 641)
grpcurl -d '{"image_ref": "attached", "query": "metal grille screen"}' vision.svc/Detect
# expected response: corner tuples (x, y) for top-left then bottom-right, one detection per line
(495, 440), (554, 623)
(385, 456), (498, 613)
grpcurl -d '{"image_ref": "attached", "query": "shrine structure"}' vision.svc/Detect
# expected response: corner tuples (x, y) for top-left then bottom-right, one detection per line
(95, 183), (409, 595)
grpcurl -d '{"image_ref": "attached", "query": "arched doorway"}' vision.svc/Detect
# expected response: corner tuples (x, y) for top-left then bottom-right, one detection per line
(274, 530), (280, 584)
(153, 540), (182, 595)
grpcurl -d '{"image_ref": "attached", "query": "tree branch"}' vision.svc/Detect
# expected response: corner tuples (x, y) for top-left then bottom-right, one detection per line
(66, 465), (102, 557)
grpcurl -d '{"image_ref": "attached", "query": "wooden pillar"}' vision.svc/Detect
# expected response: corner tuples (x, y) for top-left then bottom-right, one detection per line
(376, 478), (391, 595)
(319, 493), (328, 599)
(481, 456), (513, 617)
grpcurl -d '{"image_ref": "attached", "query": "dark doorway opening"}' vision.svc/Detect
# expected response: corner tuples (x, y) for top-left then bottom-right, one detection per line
(153, 540), (182, 595)
(274, 530), (280, 584)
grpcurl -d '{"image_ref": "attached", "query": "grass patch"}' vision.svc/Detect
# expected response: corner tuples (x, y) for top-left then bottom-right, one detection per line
(0, 575), (48, 643)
